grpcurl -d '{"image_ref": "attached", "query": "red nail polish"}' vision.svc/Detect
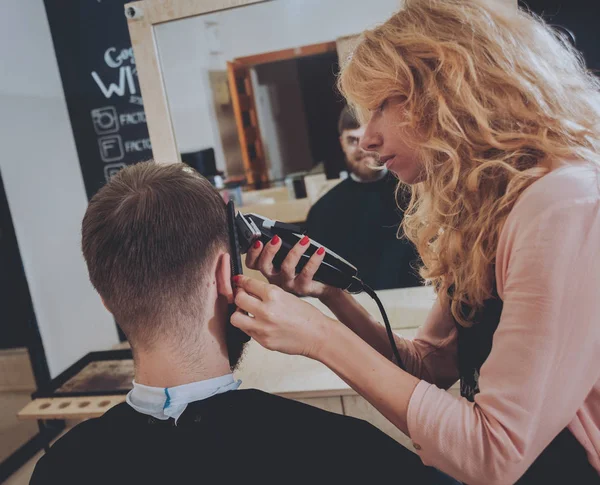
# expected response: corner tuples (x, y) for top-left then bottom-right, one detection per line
(253, 240), (262, 249)
(300, 236), (310, 246)
(317, 247), (325, 256)
(232, 275), (241, 283)
(271, 235), (280, 246)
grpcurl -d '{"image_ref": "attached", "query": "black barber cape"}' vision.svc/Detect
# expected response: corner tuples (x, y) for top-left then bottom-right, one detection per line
(306, 173), (420, 290)
(30, 389), (432, 484)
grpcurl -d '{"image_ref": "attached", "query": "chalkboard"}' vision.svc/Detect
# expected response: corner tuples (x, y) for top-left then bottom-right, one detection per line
(44, 0), (152, 199)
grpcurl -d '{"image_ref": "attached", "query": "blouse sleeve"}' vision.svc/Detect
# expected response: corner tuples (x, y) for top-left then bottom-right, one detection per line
(396, 297), (459, 390)
(406, 192), (600, 485)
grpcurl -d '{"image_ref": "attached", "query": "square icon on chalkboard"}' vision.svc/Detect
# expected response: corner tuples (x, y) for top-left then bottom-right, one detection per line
(104, 163), (127, 182)
(98, 135), (125, 162)
(91, 106), (120, 135)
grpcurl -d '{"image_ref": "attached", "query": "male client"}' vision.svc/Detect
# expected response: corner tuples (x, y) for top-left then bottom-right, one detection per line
(306, 106), (420, 290)
(30, 162), (429, 484)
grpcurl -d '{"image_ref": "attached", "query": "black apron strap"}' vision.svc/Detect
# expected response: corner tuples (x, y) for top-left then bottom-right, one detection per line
(452, 285), (598, 483)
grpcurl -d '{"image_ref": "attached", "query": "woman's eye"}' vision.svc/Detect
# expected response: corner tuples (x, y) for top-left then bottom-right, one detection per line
(377, 100), (387, 113)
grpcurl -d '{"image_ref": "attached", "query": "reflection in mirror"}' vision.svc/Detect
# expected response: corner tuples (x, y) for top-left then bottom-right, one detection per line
(155, 0), (422, 291)
(155, 0), (401, 187)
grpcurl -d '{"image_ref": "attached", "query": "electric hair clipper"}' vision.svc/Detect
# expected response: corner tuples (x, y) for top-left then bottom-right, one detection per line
(225, 200), (405, 370)
(228, 201), (364, 293)
(226, 201), (252, 345)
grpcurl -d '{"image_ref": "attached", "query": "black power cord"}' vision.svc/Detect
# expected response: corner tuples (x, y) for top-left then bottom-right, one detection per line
(359, 281), (406, 371)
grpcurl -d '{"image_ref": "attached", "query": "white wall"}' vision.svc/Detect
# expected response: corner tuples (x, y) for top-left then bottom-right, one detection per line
(156, 23), (227, 170)
(0, 0), (118, 377)
(209, 0), (402, 62)
(156, 0), (402, 175)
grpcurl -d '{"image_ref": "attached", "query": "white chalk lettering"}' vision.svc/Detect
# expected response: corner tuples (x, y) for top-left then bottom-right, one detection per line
(129, 95), (144, 106)
(125, 138), (152, 152)
(104, 47), (135, 68)
(119, 111), (146, 126)
(92, 66), (137, 99)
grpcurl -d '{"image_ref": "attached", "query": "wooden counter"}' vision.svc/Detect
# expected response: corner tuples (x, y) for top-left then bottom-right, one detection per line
(238, 176), (343, 223)
(240, 198), (311, 223)
(236, 287), (435, 398)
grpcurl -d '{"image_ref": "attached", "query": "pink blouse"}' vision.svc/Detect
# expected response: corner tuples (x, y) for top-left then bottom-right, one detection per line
(399, 163), (600, 484)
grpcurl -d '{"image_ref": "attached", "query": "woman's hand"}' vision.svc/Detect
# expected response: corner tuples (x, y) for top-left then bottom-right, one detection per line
(230, 275), (338, 358)
(245, 235), (340, 300)
(244, 235), (395, 360)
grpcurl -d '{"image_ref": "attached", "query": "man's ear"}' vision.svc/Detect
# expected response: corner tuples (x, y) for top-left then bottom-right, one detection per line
(216, 252), (234, 304)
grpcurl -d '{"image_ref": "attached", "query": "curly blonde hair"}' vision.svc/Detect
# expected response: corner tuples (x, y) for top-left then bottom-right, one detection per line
(339, 0), (600, 325)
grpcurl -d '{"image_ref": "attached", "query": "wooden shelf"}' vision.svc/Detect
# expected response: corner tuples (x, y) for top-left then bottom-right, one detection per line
(18, 396), (126, 421)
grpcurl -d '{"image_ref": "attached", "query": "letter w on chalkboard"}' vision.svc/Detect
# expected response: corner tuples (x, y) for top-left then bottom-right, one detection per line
(92, 66), (137, 99)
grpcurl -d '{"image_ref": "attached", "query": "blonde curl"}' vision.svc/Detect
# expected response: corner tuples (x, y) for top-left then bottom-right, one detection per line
(339, 0), (600, 325)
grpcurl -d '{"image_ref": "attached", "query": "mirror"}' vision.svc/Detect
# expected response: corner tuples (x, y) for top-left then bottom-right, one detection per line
(153, 0), (422, 291)
(154, 0), (402, 187)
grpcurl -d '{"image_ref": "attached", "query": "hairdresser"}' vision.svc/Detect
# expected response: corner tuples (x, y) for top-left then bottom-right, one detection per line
(231, 1), (600, 483)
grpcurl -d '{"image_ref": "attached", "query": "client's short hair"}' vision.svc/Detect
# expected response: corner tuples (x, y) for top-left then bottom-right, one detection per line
(337, 105), (361, 135)
(82, 161), (228, 347)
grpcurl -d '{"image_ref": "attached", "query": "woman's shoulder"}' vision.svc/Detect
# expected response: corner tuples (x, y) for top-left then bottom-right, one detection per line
(511, 162), (600, 222)
(496, 162), (600, 296)
(498, 162), (600, 256)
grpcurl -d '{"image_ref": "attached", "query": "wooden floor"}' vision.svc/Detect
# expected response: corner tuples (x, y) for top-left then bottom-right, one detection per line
(0, 391), (43, 485)
(0, 393), (37, 463)
(1, 349), (42, 485)
(2, 424), (69, 485)
(3, 452), (41, 485)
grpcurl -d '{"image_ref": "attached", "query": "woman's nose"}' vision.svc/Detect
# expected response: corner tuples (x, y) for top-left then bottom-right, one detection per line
(359, 121), (382, 152)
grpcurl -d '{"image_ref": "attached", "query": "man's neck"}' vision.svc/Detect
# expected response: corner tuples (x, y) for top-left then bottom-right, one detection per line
(134, 347), (230, 389)
(133, 314), (231, 388)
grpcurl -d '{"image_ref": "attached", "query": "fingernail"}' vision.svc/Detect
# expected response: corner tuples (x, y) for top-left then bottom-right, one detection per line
(271, 235), (280, 246)
(232, 275), (241, 284)
(317, 247), (325, 256)
(253, 240), (262, 249)
(300, 236), (310, 246)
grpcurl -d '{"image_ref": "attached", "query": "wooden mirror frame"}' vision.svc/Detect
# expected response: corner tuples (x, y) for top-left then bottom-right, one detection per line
(124, 0), (268, 171)
(125, 0), (517, 174)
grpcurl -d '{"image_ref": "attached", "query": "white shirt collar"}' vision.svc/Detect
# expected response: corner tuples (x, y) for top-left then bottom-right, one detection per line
(126, 373), (241, 423)
(349, 167), (388, 183)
